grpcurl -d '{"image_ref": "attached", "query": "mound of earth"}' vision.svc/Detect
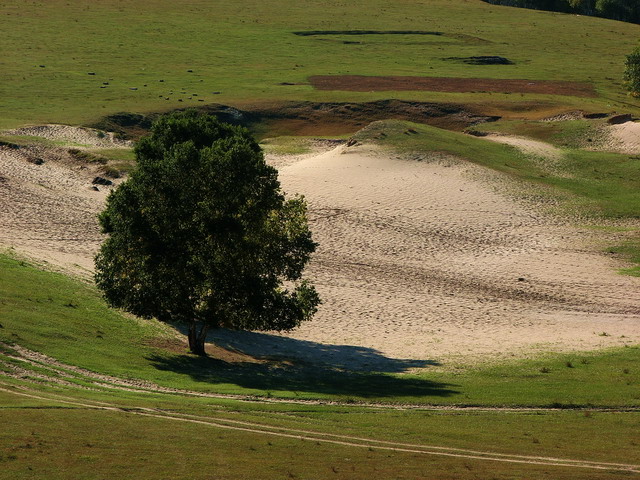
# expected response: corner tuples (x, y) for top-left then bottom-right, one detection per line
(444, 56), (514, 65)
(604, 120), (640, 154)
(88, 101), (501, 139)
(4, 125), (130, 148)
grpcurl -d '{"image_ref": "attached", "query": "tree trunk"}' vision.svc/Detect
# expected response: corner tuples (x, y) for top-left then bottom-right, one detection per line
(188, 323), (209, 356)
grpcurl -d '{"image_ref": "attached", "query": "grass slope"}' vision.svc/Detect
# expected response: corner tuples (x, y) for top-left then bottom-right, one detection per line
(1, 255), (638, 407)
(2, 0), (640, 128)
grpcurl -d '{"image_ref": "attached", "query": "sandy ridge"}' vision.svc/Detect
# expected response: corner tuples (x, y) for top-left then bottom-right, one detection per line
(4, 124), (131, 149)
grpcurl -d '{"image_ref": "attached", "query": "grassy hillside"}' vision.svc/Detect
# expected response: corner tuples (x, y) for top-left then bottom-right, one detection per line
(1, 0), (639, 128)
(2, 2), (640, 476)
(1, 254), (638, 407)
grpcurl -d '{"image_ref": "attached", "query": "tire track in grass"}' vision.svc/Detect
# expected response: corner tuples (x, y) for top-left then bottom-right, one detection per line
(1, 383), (638, 474)
(3, 351), (640, 412)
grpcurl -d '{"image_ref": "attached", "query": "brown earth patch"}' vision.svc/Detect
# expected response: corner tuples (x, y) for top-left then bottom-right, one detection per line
(309, 75), (597, 97)
(143, 336), (265, 364)
(90, 100), (500, 139)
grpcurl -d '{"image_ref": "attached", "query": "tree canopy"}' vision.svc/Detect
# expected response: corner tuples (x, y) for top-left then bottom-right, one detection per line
(481, 0), (640, 24)
(625, 46), (640, 96)
(95, 111), (320, 355)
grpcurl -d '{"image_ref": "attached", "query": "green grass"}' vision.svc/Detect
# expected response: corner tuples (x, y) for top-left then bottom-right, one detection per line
(607, 241), (640, 276)
(0, 134), (82, 148)
(1, 254), (638, 407)
(0, 377), (638, 479)
(1, 0), (640, 128)
(259, 136), (314, 155)
(2, 2), (640, 476)
(90, 148), (137, 177)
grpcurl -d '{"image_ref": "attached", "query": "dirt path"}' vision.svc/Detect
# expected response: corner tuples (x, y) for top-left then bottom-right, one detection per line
(3, 343), (640, 412)
(0, 383), (638, 473)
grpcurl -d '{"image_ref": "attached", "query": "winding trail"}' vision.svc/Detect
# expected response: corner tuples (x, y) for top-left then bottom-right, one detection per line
(2, 344), (639, 412)
(1, 383), (638, 474)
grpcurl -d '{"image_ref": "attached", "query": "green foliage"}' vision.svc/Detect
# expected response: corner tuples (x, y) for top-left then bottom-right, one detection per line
(625, 46), (640, 95)
(94, 111), (319, 355)
(483, 0), (640, 23)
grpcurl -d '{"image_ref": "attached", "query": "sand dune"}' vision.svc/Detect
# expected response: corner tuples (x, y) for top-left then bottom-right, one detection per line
(0, 144), (110, 277)
(1, 137), (639, 368)
(607, 121), (640, 154)
(267, 144), (640, 366)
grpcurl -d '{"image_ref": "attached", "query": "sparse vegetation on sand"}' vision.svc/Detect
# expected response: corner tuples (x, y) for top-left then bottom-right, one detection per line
(355, 120), (640, 219)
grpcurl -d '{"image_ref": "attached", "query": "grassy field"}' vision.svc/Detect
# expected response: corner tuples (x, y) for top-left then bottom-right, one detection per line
(1, 384), (637, 479)
(3, 251), (638, 477)
(2, 0), (640, 128)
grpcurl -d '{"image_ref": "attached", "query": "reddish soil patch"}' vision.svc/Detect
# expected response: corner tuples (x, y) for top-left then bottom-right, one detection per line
(309, 75), (596, 97)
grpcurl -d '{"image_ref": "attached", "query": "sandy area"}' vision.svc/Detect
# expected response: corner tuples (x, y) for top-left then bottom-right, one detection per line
(1, 127), (639, 369)
(482, 133), (566, 176)
(0, 130), (120, 278)
(483, 133), (563, 160)
(254, 144), (640, 367)
(5, 124), (131, 149)
(605, 121), (640, 154)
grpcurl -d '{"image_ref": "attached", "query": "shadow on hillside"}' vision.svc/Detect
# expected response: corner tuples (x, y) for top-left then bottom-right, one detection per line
(147, 329), (456, 399)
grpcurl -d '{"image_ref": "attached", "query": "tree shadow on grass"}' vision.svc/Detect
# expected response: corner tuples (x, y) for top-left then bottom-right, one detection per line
(147, 329), (457, 399)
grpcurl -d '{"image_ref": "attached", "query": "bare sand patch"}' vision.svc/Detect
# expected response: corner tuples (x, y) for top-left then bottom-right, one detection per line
(604, 121), (640, 154)
(1, 137), (638, 369)
(0, 144), (113, 277)
(4, 125), (131, 148)
(481, 132), (567, 177)
(482, 133), (563, 160)
(265, 144), (640, 366)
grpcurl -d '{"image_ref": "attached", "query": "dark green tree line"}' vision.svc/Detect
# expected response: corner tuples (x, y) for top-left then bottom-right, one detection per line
(625, 46), (640, 96)
(481, 0), (640, 24)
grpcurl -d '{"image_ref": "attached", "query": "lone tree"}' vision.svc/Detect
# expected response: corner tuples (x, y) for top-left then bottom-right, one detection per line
(624, 46), (640, 96)
(95, 111), (320, 355)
